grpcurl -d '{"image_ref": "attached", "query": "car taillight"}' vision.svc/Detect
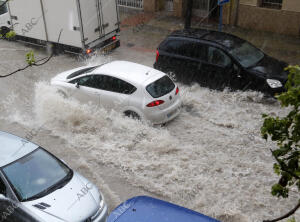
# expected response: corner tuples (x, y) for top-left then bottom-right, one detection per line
(86, 49), (92, 54)
(156, 50), (159, 62)
(146, 100), (164, 107)
(175, 87), (179, 95)
(112, 36), (116, 41)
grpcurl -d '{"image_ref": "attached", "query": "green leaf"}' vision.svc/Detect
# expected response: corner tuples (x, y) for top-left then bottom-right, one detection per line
(26, 51), (35, 66)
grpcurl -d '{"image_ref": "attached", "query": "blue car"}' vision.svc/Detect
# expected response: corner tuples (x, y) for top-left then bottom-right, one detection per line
(107, 196), (219, 222)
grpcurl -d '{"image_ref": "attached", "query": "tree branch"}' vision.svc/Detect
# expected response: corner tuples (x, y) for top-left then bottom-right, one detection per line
(263, 200), (300, 222)
(271, 149), (300, 180)
(0, 29), (63, 78)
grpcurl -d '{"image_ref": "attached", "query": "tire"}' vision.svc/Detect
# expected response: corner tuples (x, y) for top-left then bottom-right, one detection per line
(124, 111), (140, 120)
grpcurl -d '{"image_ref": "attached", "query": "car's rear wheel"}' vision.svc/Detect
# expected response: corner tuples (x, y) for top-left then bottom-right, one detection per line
(124, 111), (140, 120)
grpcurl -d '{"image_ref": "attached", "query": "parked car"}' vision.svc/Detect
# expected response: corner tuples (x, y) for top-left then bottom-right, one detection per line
(51, 61), (181, 124)
(154, 29), (288, 96)
(107, 196), (219, 222)
(0, 131), (108, 222)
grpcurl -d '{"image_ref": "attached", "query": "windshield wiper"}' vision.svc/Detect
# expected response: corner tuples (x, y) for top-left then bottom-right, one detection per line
(23, 170), (73, 202)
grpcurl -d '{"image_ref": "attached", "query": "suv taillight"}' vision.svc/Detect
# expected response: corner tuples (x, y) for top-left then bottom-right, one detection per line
(146, 100), (164, 107)
(175, 87), (179, 95)
(156, 50), (159, 62)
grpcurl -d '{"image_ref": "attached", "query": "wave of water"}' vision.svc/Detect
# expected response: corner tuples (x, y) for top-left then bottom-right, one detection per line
(2, 80), (299, 222)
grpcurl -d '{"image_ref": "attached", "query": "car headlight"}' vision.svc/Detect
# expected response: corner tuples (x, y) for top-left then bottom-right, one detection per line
(266, 79), (282, 88)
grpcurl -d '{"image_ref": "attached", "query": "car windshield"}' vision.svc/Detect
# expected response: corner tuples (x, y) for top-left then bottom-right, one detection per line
(0, 1), (7, 15)
(2, 148), (72, 202)
(146, 75), (175, 98)
(229, 42), (264, 68)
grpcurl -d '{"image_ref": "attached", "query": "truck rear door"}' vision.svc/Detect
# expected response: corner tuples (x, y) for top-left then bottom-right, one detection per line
(99, 0), (119, 35)
(78, 0), (102, 45)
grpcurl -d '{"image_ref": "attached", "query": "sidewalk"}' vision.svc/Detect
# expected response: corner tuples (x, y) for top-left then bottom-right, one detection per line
(119, 9), (300, 65)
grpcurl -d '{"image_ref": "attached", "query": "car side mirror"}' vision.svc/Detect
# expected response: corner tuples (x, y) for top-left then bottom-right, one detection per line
(75, 82), (80, 88)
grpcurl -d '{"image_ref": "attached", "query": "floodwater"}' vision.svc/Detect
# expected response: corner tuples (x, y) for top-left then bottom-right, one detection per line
(0, 39), (299, 222)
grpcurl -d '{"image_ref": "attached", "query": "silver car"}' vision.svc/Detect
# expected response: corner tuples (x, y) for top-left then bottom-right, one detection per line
(0, 131), (108, 222)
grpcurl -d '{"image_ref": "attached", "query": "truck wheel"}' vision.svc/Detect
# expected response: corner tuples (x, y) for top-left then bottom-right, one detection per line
(124, 111), (140, 120)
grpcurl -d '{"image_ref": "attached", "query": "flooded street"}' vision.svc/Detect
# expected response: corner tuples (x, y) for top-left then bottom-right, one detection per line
(0, 38), (299, 222)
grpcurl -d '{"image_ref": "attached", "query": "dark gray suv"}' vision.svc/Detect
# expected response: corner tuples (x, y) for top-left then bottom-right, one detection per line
(154, 29), (288, 96)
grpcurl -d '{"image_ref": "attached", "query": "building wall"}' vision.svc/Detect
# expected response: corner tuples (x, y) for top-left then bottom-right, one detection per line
(239, 0), (257, 6)
(237, 4), (300, 36)
(282, 0), (300, 12)
(144, 0), (157, 12)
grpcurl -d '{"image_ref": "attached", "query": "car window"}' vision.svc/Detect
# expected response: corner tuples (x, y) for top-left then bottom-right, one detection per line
(70, 75), (95, 87)
(208, 47), (232, 67)
(0, 178), (6, 196)
(66, 66), (100, 79)
(98, 75), (137, 94)
(146, 75), (175, 98)
(164, 39), (207, 60)
(2, 148), (72, 201)
(0, 1), (8, 15)
(164, 39), (185, 55)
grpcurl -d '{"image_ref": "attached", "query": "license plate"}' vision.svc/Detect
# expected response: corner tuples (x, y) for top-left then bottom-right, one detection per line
(102, 42), (117, 53)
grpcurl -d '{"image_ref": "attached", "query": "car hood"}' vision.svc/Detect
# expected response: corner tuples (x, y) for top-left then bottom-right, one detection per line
(247, 55), (288, 81)
(22, 172), (100, 222)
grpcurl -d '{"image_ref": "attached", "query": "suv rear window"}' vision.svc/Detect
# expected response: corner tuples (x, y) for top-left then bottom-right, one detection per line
(146, 76), (175, 98)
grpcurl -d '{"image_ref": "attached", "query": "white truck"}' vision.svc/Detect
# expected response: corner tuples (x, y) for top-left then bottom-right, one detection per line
(0, 0), (120, 54)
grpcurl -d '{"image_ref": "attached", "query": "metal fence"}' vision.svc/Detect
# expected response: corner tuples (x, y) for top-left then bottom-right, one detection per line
(261, 0), (282, 9)
(117, 0), (143, 9)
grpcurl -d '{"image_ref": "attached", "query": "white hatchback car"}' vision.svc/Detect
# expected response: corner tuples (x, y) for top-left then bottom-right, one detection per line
(51, 61), (181, 124)
(0, 131), (108, 222)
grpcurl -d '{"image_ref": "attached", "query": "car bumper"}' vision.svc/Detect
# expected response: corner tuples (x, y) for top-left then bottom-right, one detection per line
(144, 99), (182, 124)
(93, 203), (108, 222)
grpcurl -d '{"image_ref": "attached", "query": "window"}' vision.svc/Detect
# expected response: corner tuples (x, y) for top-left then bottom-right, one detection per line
(208, 47), (232, 67)
(164, 39), (185, 55)
(0, 178), (6, 196)
(66, 66), (100, 79)
(260, 0), (282, 9)
(2, 148), (72, 201)
(164, 39), (207, 60)
(71, 75), (136, 94)
(146, 75), (175, 98)
(96, 75), (136, 94)
(0, 1), (8, 15)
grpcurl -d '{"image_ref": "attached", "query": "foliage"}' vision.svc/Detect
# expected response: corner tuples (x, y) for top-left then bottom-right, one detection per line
(26, 51), (36, 66)
(5, 30), (16, 39)
(286, 217), (295, 222)
(261, 65), (300, 220)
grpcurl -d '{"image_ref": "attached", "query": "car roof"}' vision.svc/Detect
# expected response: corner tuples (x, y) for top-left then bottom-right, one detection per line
(0, 131), (38, 167)
(91, 61), (163, 86)
(107, 196), (219, 222)
(169, 29), (245, 50)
